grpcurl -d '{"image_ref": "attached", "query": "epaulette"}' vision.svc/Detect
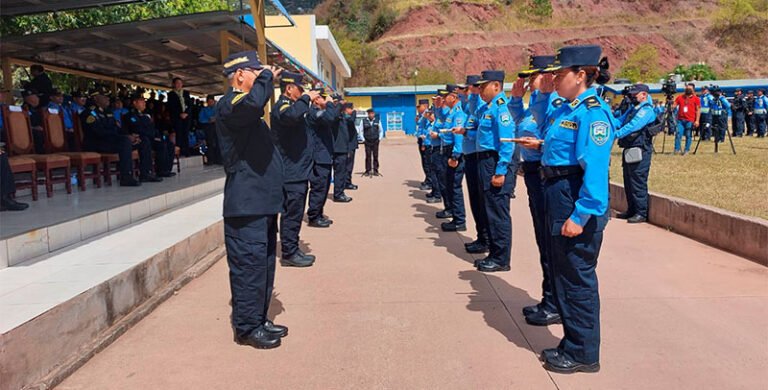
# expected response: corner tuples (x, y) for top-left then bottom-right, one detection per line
(495, 97), (505, 106)
(232, 92), (247, 105)
(278, 100), (291, 113)
(552, 98), (564, 107)
(585, 96), (601, 109)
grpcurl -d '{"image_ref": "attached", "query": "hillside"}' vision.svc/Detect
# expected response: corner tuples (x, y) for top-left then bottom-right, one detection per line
(313, 0), (768, 86)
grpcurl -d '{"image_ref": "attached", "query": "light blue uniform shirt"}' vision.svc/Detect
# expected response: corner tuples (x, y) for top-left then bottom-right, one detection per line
(443, 101), (466, 157)
(48, 102), (74, 129)
(700, 92), (714, 115)
(417, 114), (432, 146)
(462, 93), (481, 155)
(112, 108), (128, 126)
(199, 106), (216, 124)
(614, 100), (657, 139)
(437, 105), (453, 145)
(754, 95), (768, 114)
(475, 91), (516, 175)
(431, 105), (447, 146)
(532, 88), (616, 227)
(712, 95), (730, 116)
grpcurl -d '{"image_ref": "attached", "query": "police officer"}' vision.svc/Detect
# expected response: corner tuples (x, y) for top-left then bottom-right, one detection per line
(306, 88), (338, 228)
(521, 45), (614, 373)
(430, 89), (453, 219)
(745, 90), (756, 136)
(755, 89), (768, 138)
(362, 108), (382, 176)
(81, 89), (141, 187)
(509, 55), (561, 326)
(698, 86), (714, 141)
(421, 107), (442, 204)
(457, 75), (490, 253)
(615, 84), (656, 224)
(471, 70), (516, 273)
(332, 99), (353, 203)
(272, 71), (319, 267)
(441, 84), (467, 232)
(731, 88), (746, 137)
(122, 93), (174, 182)
(416, 99), (432, 191)
(711, 86), (731, 143)
(344, 102), (359, 191)
(215, 51), (287, 349)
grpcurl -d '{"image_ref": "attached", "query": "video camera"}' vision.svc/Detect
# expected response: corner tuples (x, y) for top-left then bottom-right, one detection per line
(621, 85), (632, 96)
(711, 85), (721, 98)
(661, 75), (677, 98)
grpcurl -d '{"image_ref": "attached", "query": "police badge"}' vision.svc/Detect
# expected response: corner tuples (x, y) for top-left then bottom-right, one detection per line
(590, 121), (609, 146)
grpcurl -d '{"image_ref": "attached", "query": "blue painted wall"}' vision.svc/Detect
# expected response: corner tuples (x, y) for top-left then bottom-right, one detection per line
(371, 94), (416, 135)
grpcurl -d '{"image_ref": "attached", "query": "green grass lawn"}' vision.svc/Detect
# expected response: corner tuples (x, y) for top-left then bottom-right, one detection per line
(609, 135), (768, 220)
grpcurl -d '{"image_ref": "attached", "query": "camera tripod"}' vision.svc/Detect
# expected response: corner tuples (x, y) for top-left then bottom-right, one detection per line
(658, 96), (678, 154)
(693, 116), (736, 155)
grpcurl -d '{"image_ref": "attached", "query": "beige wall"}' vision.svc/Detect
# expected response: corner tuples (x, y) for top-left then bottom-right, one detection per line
(317, 52), (345, 90)
(265, 14), (316, 74)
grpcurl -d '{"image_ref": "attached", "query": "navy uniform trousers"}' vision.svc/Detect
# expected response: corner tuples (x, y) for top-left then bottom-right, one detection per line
(307, 163), (332, 221)
(699, 113), (712, 140)
(431, 145), (450, 207)
(426, 147), (442, 199)
(463, 152), (488, 242)
(544, 174), (606, 365)
(225, 215), (277, 339)
(621, 148), (652, 219)
(280, 180), (309, 259)
(522, 161), (556, 313)
(733, 110), (746, 136)
(346, 149), (356, 183)
(418, 140), (431, 185)
(477, 151), (515, 266)
(446, 155), (466, 226)
(713, 114), (728, 142)
(332, 153), (348, 198)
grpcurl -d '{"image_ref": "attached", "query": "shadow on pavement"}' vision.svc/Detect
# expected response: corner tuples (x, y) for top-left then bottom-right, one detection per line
(268, 293), (285, 321)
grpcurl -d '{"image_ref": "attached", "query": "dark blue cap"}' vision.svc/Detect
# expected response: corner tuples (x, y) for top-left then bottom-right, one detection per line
(446, 84), (462, 94)
(222, 51), (263, 76)
(545, 45), (602, 71)
(418, 99), (429, 105)
(629, 83), (650, 94)
(465, 75), (481, 86)
(311, 87), (329, 98)
(477, 70), (505, 84)
(518, 55), (556, 77)
(280, 71), (304, 89)
(433, 89), (448, 98)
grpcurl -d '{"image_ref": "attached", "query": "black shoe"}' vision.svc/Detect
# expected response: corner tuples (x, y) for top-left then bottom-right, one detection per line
(544, 353), (600, 374)
(627, 215), (647, 224)
(119, 176), (141, 187)
(473, 257), (487, 268)
(522, 303), (541, 317)
(0, 197), (29, 211)
(435, 210), (453, 219)
(297, 250), (316, 262)
(308, 218), (331, 228)
(280, 252), (315, 267)
(441, 222), (466, 232)
(140, 174), (163, 183)
(373, 170), (382, 176)
(426, 196), (442, 204)
(465, 242), (489, 254)
(419, 183), (432, 191)
(363, 171), (372, 177)
(539, 348), (560, 362)
(263, 321), (288, 338)
(464, 239), (481, 248)
(525, 309), (562, 326)
(346, 184), (358, 190)
(615, 212), (631, 219)
(158, 171), (177, 178)
(333, 195), (353, 203)
(234, 327), (282, 349)
(477, 260), (511, 273)
(320, 215), (334, 224)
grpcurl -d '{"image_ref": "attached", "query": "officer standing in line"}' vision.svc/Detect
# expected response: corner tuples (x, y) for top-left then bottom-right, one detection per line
(416, 99), (431, 191)
(362, 108), (382, 176)
(344, 102), (359, 191)
(698, 86), (714, 141)
(745, 90), (756, 136)
(755, 89), (768, 137)
(456, 75), (491, 254)
(711, 86), (731, 143)
(508, 55), (561, 326)
(731, 88), (746, 137)
(215, 51), (287, 349)
(271, 71), (319, 268)
(440, 84), (467, 232)
(306, 88), (338, 228)
(332, 99), (353, 203)
(430, 89), (453, 220)
(421, 105), (442, 204)
(614, 84), (656, 224)
(520, 45), (614, 373)
(471, 71), (517, 273)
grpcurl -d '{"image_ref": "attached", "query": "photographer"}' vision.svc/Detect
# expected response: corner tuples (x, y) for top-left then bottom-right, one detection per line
(699, 86), (714, 141)
(615, 84), (657, 224)
(731, 88), (746, 137)
(671, 83), (700, 155)
(711, 86), (731, 143)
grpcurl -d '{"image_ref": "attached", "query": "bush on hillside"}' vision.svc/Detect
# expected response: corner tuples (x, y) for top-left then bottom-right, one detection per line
(617, 44), (663, 83)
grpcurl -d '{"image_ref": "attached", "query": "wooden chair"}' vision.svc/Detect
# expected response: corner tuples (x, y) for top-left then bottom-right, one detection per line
(3, 105), (72, 198)
(42, 107), (103, 191)
(8, 155), (38, 201)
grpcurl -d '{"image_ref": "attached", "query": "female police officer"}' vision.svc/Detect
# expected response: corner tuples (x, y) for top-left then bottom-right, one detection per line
(518, 45), (614, 374)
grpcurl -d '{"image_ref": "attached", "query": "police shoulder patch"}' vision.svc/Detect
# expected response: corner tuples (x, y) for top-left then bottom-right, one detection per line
(585, 96), (601, 109)
(86, 115), (96, 124)
(590, 121), (610, 146)
(231, 93), (247, 105)
(499, 112), (512, 126)
(496, 97), (506, 106)
(552, 98), (564, 107)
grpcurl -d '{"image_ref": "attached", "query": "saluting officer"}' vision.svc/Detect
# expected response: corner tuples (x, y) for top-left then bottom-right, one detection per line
(332, 99), (353, 203)
(615, 84), (657, 224)
(81, 89), (140, 187)
(472, 71), (517, 273)
(272, 71), (319, 268)
(306, 88), (339, 228)
(344, 102), (359, 191)
(430, 89), (453, 220)
(509, 55), (561, 326)
(416, 99), (432, 191)
(441, 84), (467, 232)
(215, 51), (287, 350)
(521, 45), (614, 374)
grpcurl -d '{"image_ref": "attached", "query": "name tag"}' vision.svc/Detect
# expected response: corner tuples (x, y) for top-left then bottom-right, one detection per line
(683, 106), (689, 113)
(48, 108), (59, 114)
(559, 120), (577, 130)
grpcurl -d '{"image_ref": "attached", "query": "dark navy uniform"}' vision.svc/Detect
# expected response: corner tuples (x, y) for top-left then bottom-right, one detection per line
(731, 89), (746, 137)
(615, 84), (656, 221)
(215, 52), (283, 344)
(122, 106), (173, 179)
(531, 45), (614, 373)
(332, 105), (351, 200)
(80, 101), (135, 180)
(362, 113), (381, 174)
(306, 94), (339, 222)
(345, 107), (359, 187)
(272, 79), (313, 260)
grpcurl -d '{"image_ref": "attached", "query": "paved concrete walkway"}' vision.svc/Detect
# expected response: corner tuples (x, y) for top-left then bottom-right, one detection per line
(60, 141), (768, 390)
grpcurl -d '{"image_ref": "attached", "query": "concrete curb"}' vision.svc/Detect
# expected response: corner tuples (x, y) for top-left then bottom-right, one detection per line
(0, 221), (225, 390)
(610, 182), (768, 266)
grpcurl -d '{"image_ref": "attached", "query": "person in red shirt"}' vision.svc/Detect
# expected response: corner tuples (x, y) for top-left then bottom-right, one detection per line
(672, 83), (701, 155)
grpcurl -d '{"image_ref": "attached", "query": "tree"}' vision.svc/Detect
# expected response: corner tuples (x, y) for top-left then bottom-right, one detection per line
(672, 63), (718, 81)
(617, 44), (662, 83)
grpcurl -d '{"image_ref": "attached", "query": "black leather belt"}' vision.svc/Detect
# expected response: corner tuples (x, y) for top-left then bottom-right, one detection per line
(540, 165), (583, 180)
(476, 150), (497, 159)
(440, 145), (454, 155)
(521, 161), (541, 174)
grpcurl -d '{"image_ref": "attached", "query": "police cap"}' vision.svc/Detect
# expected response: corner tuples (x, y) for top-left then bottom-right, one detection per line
(418, 99), (429, 105)
(21, 89), (39, 97)
(465, 75), (482, 86)
(222, 51), (263, 76)
(629, 83), (650, 95)
(518, 55), (556, 78)
(544, 45), (602, 72)
(280, 71), (304, 91)
(446, 84), (462, 94)
(476, 70), (505, 84)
